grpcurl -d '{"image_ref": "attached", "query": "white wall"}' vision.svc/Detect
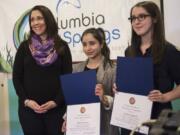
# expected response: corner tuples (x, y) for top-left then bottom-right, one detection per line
(164, 0), (180, 48)
(0, 73), (10, 135)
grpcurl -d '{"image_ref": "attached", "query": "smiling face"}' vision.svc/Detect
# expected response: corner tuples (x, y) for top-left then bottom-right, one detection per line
(82, 33), (102, 59)
(131, 7), (155, 37)
(30, 10), (47, 39)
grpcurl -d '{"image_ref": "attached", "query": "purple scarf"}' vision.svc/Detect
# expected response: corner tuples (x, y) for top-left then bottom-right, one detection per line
(29, 35), (58, 66)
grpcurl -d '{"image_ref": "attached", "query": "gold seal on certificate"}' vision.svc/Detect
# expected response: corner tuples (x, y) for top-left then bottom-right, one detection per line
(129, 97), (136, 105)
(80, 106), (86, 113)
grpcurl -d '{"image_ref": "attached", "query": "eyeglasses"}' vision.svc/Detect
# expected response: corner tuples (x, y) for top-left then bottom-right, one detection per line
(128, 14), (151, 23)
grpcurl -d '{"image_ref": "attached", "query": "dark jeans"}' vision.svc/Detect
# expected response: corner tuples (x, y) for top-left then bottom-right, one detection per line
(18, 105), (65, 135)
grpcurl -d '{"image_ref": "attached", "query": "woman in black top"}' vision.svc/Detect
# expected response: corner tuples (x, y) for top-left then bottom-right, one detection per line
(13, 5), (72, 135)
(123, 1), (180, 135)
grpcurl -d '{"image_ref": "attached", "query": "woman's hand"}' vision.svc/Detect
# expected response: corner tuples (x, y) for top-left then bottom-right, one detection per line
(95, 84), (110, 107)
(95, 84), (104, 100)
(25, 100), (45, 113)
(39, 100), (57, 112)
(148, 90), (168, 103)
(112, 83), (118, 94)
(25, 100), (57, 113)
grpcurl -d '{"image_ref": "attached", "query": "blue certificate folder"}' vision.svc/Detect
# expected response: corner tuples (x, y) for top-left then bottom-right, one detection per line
(116, 57), (153, 96)
(60, 70), (99, 105)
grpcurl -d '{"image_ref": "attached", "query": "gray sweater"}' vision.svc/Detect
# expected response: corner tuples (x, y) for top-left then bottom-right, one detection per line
(73, 57), (119, 135)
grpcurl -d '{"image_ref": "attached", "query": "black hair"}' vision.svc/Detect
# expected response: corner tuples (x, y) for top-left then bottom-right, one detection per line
(81, 27), (113, 68)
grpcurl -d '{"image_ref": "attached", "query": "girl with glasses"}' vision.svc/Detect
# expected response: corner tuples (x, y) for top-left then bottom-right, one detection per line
(122, 1), (180, 135)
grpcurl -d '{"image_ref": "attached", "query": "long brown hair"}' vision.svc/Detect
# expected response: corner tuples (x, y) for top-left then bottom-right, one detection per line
(28, 5), (67, 55)
(127, 1), (166, 64)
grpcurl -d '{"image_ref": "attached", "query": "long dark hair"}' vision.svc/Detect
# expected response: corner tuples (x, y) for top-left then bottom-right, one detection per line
(127, 1), (166, 64)
(81, 27), (113, 68)
(28, 5), (67, 55)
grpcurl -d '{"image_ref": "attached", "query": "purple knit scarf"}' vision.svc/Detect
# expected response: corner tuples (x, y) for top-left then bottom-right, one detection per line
(29, 35), (58, 66)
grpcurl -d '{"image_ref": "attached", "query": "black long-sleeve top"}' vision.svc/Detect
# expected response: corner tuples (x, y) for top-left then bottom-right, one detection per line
(13, 40), (72, 107)
(125, 42), (180, 118)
